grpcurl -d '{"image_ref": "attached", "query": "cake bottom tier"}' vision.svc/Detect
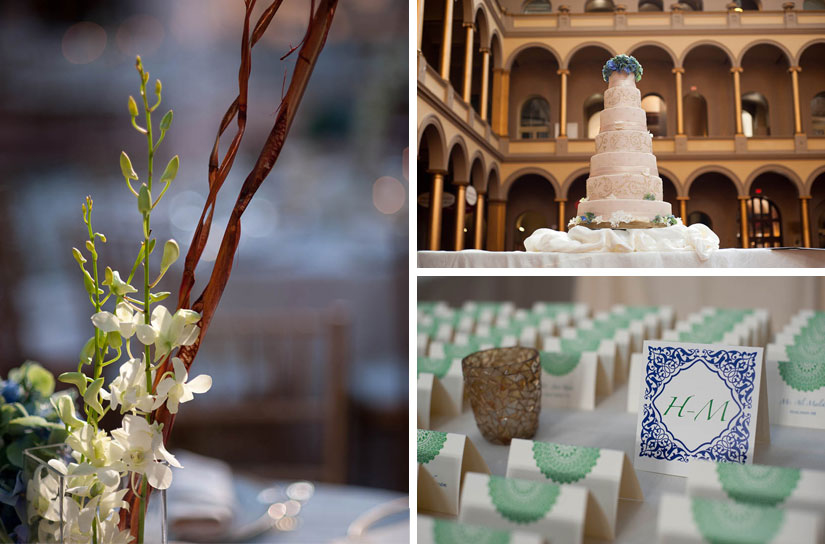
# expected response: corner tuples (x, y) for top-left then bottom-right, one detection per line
(575, 199), (673, 229)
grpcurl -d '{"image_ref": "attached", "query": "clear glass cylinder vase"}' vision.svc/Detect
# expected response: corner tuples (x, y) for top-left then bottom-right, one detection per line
(23, 444), (167, 544)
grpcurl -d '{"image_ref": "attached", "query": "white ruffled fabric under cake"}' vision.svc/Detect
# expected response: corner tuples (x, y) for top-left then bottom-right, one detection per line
(524, 223), (720, 261)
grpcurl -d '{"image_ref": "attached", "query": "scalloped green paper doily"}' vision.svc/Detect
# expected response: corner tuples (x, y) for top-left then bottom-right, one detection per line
(487, 475), (560, 524)
(691, 498), (784, 544)
(432, 519), (510, 544)
(777, 359), (825, 392)
(532, 442), (600, 484)
(417, 429), (448, 464)
(417, 357), (452, 379)
(716, 463), (800, 507)
(539, 351), (581, 377)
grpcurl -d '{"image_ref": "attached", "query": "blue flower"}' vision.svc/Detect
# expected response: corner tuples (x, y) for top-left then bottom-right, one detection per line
(607, 60), (616, 70)
(1, 380), (23, 403)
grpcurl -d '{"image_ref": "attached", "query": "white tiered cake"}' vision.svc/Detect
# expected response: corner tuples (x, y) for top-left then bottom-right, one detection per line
(572, 56), (675, 229)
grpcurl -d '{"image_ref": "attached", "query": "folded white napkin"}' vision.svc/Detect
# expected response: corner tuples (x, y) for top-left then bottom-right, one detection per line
(167, 450), (236, 540)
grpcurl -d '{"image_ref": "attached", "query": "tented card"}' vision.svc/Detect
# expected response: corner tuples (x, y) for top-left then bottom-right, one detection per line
(417, 516), (543, 544)
(765, 343), (825, 430)
(417, 430), (489, 516)
(417, 356), (464, 412)
(538, 338), (605, 410)
(634, 341), (769, 477)
(417, 373), (458, 429)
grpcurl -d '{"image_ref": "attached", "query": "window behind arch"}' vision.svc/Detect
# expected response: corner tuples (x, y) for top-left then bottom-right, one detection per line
(638, 0), (664, 10)
(584, 94), (604, 139)
(641, 94), (667, 137)
(741, 92), (770, 137)
(744, 195), (783, 247)
(812, 91), (825, 135)
(519, 97), (552, 140)
(803, 0), (825, 9)
(523, 0), (552, 12)
(584, 0), (615, 11)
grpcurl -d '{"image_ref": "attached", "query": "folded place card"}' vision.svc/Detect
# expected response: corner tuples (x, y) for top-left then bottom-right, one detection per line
(459, 473), (611, 543)
(417, 516), (543, 544)
(418, 373), (459, 430)
(418, 356), (464, 412)
(765, 343), (825, 430)
(634, 341), (769, 477)
(538, 339), (606, 411)
(657, 493), (823, 544)
(626, 352), (644, 413)
(418, 430), (489, 516)
(505, 439), (643, 538)
(559, 329), (616, 392)
(686, 459), (825, 518)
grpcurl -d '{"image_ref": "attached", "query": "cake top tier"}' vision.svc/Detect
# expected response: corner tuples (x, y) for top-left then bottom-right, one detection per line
(602, 54), (643, 83)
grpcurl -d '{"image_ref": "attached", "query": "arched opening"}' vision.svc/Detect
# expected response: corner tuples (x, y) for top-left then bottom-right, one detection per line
(741, 43), (792, 137)
(420, 0), (445, 71)
(638, 0), (664, 10)
(799, 43), (825, 137)
(469, 10), (489, 115)
(741, 92), (770, 137)
(738, 0), (760, 9)
(487, 34), (502, 122)
(687, 172), (739, 248)
(683, 90), (708, 136)
(417, 124), (446, 250)
(441, 144), (469, 250)
(688, 211), (713, 228)
(467, 158), (486, 249)
(564, 174), (589, 226)
(505, 174), (557, 250)
(629, 45), (677, 136)
(680, 0), (703, 10)
(585, 0), (616, 11)
(519, 96), (552, 139)
(568, 45), (614, 139)
(810, 173), (825, 248)
(447, 0), (470, 94)
(508, 47), (560, 138)
(584, 94), (604, 139)
(642, 94), (668, 137)
(661, 175), (679, 214)
(803, 0), (825, 9)
(523, 0), (553, 11)
(682, 45), (733, 136)
(748, 172), (801, 246)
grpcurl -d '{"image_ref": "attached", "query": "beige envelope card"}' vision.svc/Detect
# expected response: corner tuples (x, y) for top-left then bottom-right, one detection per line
(418, 430), (490, 516)
(686, 459), (825, 519)
(417, 373), (459, 430)
(458, 472), (611, 544)
(539, 338), (608, 410)
(417, 516), (543, 544)
(634, 341), (769, 477)
(765, 343), (825, 430)
(657, 493), (823, 544)
(505, 439), (643, 539)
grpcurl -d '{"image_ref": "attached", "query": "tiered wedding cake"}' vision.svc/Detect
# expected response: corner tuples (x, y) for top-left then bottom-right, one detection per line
(570, 55), (677, 230)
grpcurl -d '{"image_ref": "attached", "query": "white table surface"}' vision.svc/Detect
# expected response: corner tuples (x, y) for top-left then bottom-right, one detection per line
(418, 248), (825, 268)
(431, 382), (825, 544)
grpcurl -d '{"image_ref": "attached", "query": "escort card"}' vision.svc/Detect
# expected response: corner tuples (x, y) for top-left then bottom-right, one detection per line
(458, 473), (611, 543)
(418, 430), (489, 516)
(538, 339), (606, 410)
(686, 459), (825, 518)
(417, 373), (459, 430)
(657, 494), (823, 544)
(765, 343), (825, 430)
(558, 328), (616, 392)
(418, 356), (464, 412)
(626, 352), (644, 413)
(417, 516), (543, 544)
(505, 439), (643, 539)
(634, 341), (769, 477)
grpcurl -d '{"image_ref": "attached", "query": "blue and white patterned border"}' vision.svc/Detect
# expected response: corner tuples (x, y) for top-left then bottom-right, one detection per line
(639, 345), (758, 465)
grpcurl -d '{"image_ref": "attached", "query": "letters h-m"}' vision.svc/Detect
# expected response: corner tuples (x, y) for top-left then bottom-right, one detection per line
(664, 395), (731, 422)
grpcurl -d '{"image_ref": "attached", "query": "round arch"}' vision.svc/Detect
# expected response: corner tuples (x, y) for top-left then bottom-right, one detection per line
(473, 4), (491, 49)
(627, 42), (679, 67)
(796, 38), (825, 65)
(679, 41), (736, 68)
(743, 164), (804, 196)
(684, 165), (743, 196)
(560, 167), (591, 199)
(563, 42), (617, 69)
(487, 166), (504, 200)
(489, 31), (504, 69)
(469, 152), (488, 192)
(503, 167), (560, 197)
(446, 135), (471, 183)
(504, 42), (563, 71)
(656, 166), (683, 196)
(417, 116), (448, 172)
(737, 40), (793, 68)
(805, 165), (825, 196)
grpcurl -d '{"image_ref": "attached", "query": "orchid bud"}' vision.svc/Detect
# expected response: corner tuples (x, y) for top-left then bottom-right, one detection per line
(138, 185), (151, 215)
(120, 151), (138, 180)
(72, 247), (86, 265)
(128, 95), (138, 117)
(160, 239), (180, 273)
(155, 79), (162, 96)
(160, 110), (173, 132)
(160, 155), (179, 185)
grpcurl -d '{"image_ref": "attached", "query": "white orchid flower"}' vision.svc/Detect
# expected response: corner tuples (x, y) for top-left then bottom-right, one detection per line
(61, 495), (98, 544)
(26, 467), (61, 523)
(111, 414), (181, 490)
(109, 357), (155, 414)
(105, 270), (137, 297)
(91, 301), (141, 339)
(98, 517), (133, 544)
(135, 305), (201, 361)
(65, 424), (124, 488)
(154, 357), (212, 413)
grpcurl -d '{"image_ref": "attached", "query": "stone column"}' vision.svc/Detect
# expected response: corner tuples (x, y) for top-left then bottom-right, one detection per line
(738, 195), (750, 248)
(474, 192), (486, 249)
(491, 69), (510, 136)
(439, 0), (454, 80)
(731, 67), (744, 135)
(487, 198), (507, 251)
(677, 196), (689, 224)
(800, 195), (811, 248)
(461, 23), (474, 103)
(429, 171), (445, 250)
(479, 48), (490, 121)
(454, 183), (467, 250)
(790, 66), (802, 134)
(557, 69), (570, 137)
(556, 199), (567, 232)
(417, 0), (424, 50)
(673, 67), (685, 135)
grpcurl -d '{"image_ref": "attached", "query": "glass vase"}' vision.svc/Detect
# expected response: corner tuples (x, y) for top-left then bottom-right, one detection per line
(23, 444), (167, 544)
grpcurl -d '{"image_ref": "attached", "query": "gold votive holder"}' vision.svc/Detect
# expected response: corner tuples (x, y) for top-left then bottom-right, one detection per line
(462, 347), (542, 445)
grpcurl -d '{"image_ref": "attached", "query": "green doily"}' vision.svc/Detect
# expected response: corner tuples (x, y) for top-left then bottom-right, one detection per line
(786, 339), (825, 361)
(532, 442), (600, 484)
(716, 463), (800, 507)
(487, 475), (560, 524)
(560, 336), (600, 353)
(417, 357), (452, 379)
(417, 430), (448, 464)
(432, 519), (510, 544)
(539, 351), (581, 377)
(691, 498), (784, 544)
(778, 360), (825, 392)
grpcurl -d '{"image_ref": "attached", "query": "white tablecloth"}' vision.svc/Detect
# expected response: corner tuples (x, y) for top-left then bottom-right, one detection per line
(432, 383), (825, 544)
(418, 248), (825, 268)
